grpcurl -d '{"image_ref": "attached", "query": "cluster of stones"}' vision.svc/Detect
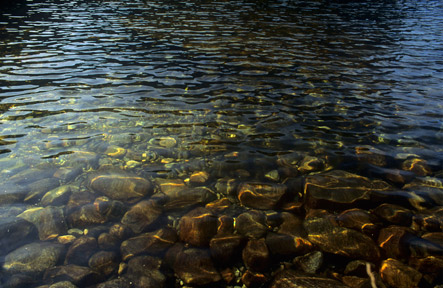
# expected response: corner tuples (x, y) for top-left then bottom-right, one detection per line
(0, 145), (442, 288)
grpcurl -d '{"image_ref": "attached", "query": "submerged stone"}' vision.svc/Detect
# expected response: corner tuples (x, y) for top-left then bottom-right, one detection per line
(162, 186), (217, 210)
(65, 236), (98, 266)
(373, 203), (413, 226)
(210, 233), (245, 265)
(304, 170), (391, 209)
(242, 238), (270, 272)
(235, 210), (268, 239)
(166, 243), (221, 286)
(380, 258), (422, 288)
(293, 251), (324, 274)
(241, 270), (268, 288)
(3, 242), (64, 275)
(88, 251), (118, 276)
(270, 270), (349, 288)
(89, 169), (152, 201)
(336, 208), (379, 236)
(126, 255), (165, 288)
(44, 264), (102, 287)
(120, 227), (177, 261)
(304, 214), (380, 261)
(120, 199), (162, 234)
(238, 182), (287, 209)
(401, 158), (432, 176)
(378, 226), (413, 259)
(41, 185), (73, 207)
(355, 145), (387, 167)
(18, 206), (67, 241)
(179, 207), (218, 247)
(0, 217), (37, 255)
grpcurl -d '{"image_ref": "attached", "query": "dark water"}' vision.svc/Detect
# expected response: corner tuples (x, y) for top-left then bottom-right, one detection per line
(0, 0), (442, 287)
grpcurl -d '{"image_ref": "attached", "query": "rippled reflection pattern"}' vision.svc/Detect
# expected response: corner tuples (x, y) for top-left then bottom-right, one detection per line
(0, 0), (442, 287)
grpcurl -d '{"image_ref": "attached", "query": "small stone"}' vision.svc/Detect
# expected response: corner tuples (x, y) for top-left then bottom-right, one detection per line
(105, 145), (126, 158)
(88, 251), (118, 276)
(238, 182), (287, 209)
(241, 270), (267, 288)
(18, 206), (68, 241)
(97, 232), (120, 250)
(270, 269), (349, 288)
(58, 235), (77, 245)
(401, 158), (432, 176)
(65, 236), (98, 266)
(265, 169), (280, 182)
(163, 187), (217, 210)
(215, 177), (238, 198)
(3, 242), (64, 275)
(304, 213), (380, 261)
(166, 243), (221, 286)
(304, 170), (391, 209)
(89, 169), (152, 201)
(44, 264), (101, 287)
(242, 238), (269, 272)
(380, 258), (422, 288)
(121, 227), (177, 261)
(41, 185), (73, 206)
(217, 215), (235, 234)
(179, 207), (218, 247)
(337, 208), (379, 237)
(205, 197), (232, 214)
(121, 199), (162, 234)
(155, 178), (186, 194)
(373, 203), (413, 226)
(190, 171), (210, 183)
(355, 145), (387, 167)
(298, 155), (325, 174)
(293, 251), (323, 274)
(235, 210), (269, 239)
(210, 233), (245, 265)
(378, 226), (412, 259)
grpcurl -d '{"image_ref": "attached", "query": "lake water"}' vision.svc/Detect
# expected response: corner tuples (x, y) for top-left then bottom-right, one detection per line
(0, 0), (442, 287)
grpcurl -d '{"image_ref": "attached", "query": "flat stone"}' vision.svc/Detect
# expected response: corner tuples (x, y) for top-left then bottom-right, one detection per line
(67, 198), (125, 229)
(18, 206), (68, 241)
(88, 251), (118, 276)
(242, 238), (270, 272)
(41, 185), (73, 207)
(120, 227), (177, 261)
(304, 214), (380, 261)
(373, 203), (413, 226)
(238, 182), (287, 209)
(0, 217), (37, 255)
(163, 187), (217, 210)
(336, 208), (379, 236)
(293, 251), (324, 274)
(89, 169), (152, 201)
(401, 158), (432, 176)
(236, 210), (268, 239)
(155, 178), (186, 195)
(65, 236), (98, 266)
(304, 170), (391, 209)
(44, 264), (102, 287)
(121, 199), (162, 234)
(378, 226), (412, 259)
(380, 258), (422, 288)
(210, 233), (245, 265)
(270, 269), (349, 288)
(179, 207), (218, 247)
(3, 242), (64, 275)
(166, 243), (221, 286)
(298, 155), (325, 174)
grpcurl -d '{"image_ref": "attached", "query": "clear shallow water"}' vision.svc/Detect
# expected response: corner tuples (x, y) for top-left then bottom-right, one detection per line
(0, 0), (442, 287)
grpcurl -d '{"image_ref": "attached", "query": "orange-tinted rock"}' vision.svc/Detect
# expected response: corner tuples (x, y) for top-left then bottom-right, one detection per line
(210, 233), (245, 265)
(238, 182), (287, 209)
(120, 199), (162, 234)
(241, 270), (267, 288)
(298, 155), (325, 174)
(179, 207), (218, 247)
(236, 210), (268, 239)
(304, 170), (391, 209)
(373, 203), (413, 226)
(205, 197), (232, 214)
(166, 243), (221, 286)
(380, 258), (422, 288)
(337, 208), (379, 236)
(378, 226), (412, 259)
(242, 238), (269, 272)
(121, 227), (177, 261)
(189, 171), (210, 184)
(266, 232), (312, 256)
(401, 158), (432, 176)
(163, 187), (216, 210)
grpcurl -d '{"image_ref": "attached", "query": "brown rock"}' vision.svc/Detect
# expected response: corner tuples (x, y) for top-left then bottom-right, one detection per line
(242, 238), (269, 272)
(178, 207), (218, 247)
(270, 269), (349, 288)
(205, 197), (232, 214)
(355, 145), (387, 167)
(41, 185), (73, 207)
(217, 215), (235, 235)
(304, 214), (380, 262)
(18, 206), (68, 241)
(304, 170), (391, 209)
(65, 237), (98, 266)
(0, 217), (37, 255)
(155, 178), (185, 195)
(109, 223), (133, 240)
(166, 243), (221, 286)
(120, 199), (162, 234)
(190, 171), (210, 184)
(373, 203), (413, 226)
(238, 182), (287, 209)
(337, 208), (379, 236)
(409, 256), (443, 285)
(44, 264), (102, 287)
(163, 187), (217, 210)
(380, 258), (422, 288)
(120, 227), (177, 261)
(241, 270), (267, 288)
(378, 226), (412, 259)
(401, 158), (432, 176)
(97, 233), (120, 250)
(126, 255), (165, 288)
(236, 210), (268, 239)
(210, 233), (245, 265)
(88, 251), (118, 276)
(278, 212), (307, 237)
(266, 232), (312, 256)
(89, 169), (152, 201)
(293, 251), (323, 274)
